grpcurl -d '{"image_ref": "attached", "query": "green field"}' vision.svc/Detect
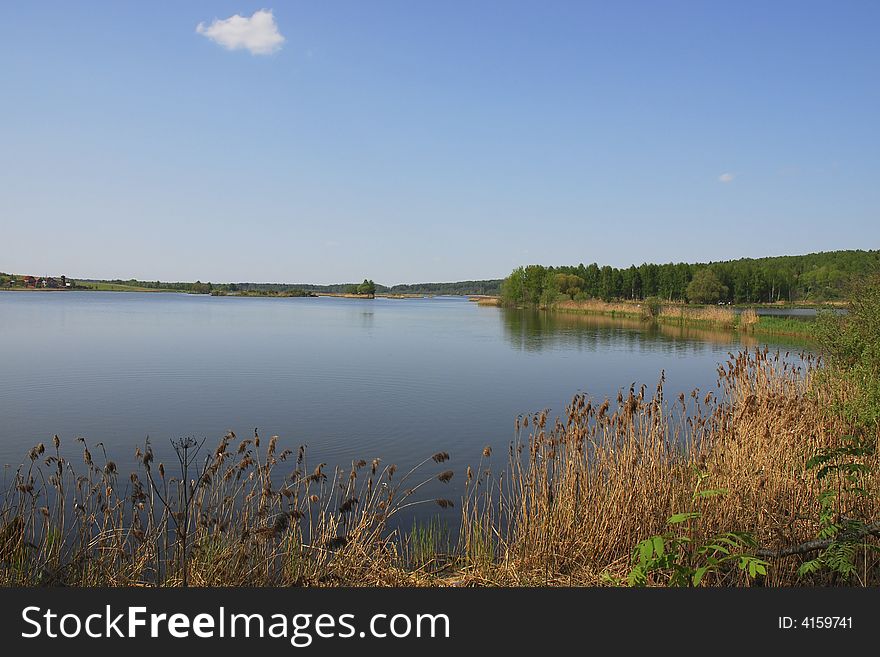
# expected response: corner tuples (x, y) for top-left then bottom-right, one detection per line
(74, 281), (178, 292)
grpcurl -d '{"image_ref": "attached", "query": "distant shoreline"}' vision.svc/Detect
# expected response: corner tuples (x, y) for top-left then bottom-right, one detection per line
(0, 287), (462, 299)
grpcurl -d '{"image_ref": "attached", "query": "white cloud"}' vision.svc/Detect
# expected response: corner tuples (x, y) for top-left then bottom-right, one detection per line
(196, 9), (285, 55)
(718, 172), (735, 183)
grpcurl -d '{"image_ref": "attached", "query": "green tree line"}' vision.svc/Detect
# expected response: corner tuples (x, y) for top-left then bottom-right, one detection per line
(388, 279), (502, 295)
(67, 278), (503, 296)
(501, 250), (880, 306)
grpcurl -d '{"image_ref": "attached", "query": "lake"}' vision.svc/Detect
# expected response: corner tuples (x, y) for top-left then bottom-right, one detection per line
(0, 292), (806, 517)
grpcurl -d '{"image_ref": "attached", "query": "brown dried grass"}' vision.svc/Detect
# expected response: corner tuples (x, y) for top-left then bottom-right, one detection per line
(2, 349), (875, 587)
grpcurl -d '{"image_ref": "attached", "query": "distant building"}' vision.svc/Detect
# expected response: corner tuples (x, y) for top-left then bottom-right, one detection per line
(19, 274), (71, 289)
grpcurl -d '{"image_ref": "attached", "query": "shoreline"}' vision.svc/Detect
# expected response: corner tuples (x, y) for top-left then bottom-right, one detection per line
(542, 299), (821, 338)
(0, 288), (454, 299)
(0, 287), (826, 336)
(0, 288), (441, 299)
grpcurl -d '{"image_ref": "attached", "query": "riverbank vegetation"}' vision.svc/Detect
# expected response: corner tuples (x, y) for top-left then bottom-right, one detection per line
(471, 296), (502, 306)
(1, 277), (877, 587)
(503, 310), (813, 350)
(211, 289), (316, 298)
(501, 249), (878, 305)
(550, 298), (815, 338)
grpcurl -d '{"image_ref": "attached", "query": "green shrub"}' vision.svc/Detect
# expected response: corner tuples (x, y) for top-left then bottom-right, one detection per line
(814, 273), (880, 429)
(641, 296), (662, 321)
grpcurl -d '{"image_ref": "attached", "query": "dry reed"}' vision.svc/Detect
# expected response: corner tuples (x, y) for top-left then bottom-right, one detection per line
(554, 299), (739, 330)
(2, 349), (877, 586)
(460, 347), (879, 586)
(739, 308), (760, 330)
(658, 305), (737, 328)
(554, 299), (641, 317)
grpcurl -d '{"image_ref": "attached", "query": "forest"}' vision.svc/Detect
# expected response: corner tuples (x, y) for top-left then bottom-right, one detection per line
(500, 250), (879, 306)
(387, 279), (502, 295)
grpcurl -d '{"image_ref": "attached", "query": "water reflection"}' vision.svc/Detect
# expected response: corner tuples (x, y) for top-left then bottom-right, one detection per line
(500, 307), (808, 353)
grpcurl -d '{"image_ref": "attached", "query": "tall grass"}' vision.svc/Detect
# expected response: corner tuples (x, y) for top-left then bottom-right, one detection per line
(751, 315), (815, 337)
(0, 433), (458, 586)
(554, 299), (642, 318)
(553, 299), (819, 340)
(2, 350), (876, 586)
(460, 348), (878, 585)
(555, 299), (740, 329)
(739, 308), (759, 329)
(658, 304), (737, 328)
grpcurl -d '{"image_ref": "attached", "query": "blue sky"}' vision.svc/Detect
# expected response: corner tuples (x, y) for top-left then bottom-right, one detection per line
(1, 1), (878, 284)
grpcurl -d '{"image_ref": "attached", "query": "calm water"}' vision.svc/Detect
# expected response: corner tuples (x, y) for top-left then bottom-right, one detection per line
(0, 292), (804, 512)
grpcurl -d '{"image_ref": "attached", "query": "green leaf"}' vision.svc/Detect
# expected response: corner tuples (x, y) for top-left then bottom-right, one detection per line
(668, 512), (701, 525)
(806, 453), (833, 470)
(652, 536), (665, 558)
(797, 559), (821, 577)
(728, 532), (758, 548)
(628, 565), (647, 587)
(696, 488), (728, 499)
(818, 524), (842, 539)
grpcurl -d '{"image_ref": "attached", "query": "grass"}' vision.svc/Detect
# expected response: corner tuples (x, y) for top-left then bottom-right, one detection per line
(553, 299), (643, 319)
(220, 289), (315, 298)
(552, 299), (739, 327)
(460, 349), (849, 586)
(551, 299), (818, 339)
(1, 434), (459, 586)
(750, 315), (816, 338)
(657, 304), (737, 328)
(401, 518), (453, 572)
(1, 283), (164, 293)
(74, 281), (175, 292)
(2, 346), (877, 587)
